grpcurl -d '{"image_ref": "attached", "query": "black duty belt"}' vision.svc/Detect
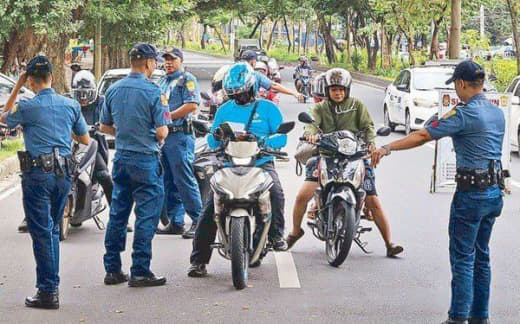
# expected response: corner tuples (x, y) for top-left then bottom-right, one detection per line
(17, 148), (75, 176)
(455, 160), (506, 192)
(168, 122), (193, 134)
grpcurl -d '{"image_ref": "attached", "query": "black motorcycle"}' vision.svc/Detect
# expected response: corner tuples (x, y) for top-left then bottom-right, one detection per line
(60, 125), (108, 240)
(298, 112), (391, 266)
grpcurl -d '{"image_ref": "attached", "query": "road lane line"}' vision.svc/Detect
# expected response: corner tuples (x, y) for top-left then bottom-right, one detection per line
(0, 184), (20, 201)
(274, 251), (301, 288)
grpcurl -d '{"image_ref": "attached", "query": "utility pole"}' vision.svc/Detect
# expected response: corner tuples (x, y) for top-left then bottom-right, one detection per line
(94, 0), (103, 80)
(449, 0), (461, 59)
(480, 5), (485, 38)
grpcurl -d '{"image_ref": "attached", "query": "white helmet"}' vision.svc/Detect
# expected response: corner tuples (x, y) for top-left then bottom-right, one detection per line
(254, 61), (268, 75)
(324, 68), (352, 90)
(72, 70), (97, 105)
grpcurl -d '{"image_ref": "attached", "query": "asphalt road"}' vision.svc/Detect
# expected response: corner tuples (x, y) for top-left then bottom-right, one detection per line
(0, 52), (519, 323)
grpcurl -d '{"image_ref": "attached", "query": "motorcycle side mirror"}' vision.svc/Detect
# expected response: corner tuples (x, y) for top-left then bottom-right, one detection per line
(200, 91), (211, 101)
(276, 121), (295, 134)
(192, 119), (211, 134)
(219, 122), (235, 140)
(376, 127), (392, 137)
(298, 112), (315, 124)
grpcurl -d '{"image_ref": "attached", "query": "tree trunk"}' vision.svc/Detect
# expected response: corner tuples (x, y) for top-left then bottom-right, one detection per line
(381, 27), (392, 69)
(407, 35), (416, 65)
(1, 28), (46, 75)
(316, 12), (336, 64)
(449, 0), (461, 59)
(283, 15), (292, 53)
(507, 0), (520, 74)
(212, 25), (227, 53)
(314, 24), (319, 54)
(201, 24), (208, 49)
(267, 19), (278, 51)
(47, 34), (70, 94)
(297, 20), (302, 54)
(430, 21), (441, 60)
(249, 15), (266, 38)
(304, 20), (311, 55)
(179, 23), (186, 48)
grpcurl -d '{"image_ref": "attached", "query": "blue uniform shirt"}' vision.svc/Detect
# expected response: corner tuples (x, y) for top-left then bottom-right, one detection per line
(7, 88), (88, 157)
(208, 98), (287, 165)
(158, 69), (200, 127)
(100, 72), (170, 154)
(254, 71), (273, 92)
(426, 93), (505, 169)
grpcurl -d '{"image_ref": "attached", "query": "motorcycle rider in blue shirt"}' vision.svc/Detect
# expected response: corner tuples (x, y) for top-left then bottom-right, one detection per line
(188, 63), (288, 277)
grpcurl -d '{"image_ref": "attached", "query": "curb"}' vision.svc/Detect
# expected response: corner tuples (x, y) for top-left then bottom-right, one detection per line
(0, 156), (19, 180)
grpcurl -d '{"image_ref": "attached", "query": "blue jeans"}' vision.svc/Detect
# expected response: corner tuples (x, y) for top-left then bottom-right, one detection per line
(22, 168), (71, 294)
(448, 186), (503, 320)
(103, 151), (164, 277)
(161, 132), (202, 226)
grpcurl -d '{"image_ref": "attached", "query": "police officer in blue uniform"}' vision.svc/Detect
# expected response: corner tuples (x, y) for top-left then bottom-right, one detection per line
(370, 61), (505, 324)
(100, 43), (170, 287)
(0, 56), (90, 309)
(155, 47), (202, 239)
(187, 63), (289, 277)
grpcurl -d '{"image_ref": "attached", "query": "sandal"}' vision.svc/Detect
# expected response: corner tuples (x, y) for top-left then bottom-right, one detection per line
(286, 229), (305, 250)
(386, 243), (404, 257)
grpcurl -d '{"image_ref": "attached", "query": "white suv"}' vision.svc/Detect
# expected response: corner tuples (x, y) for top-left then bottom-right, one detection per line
(506, 76), (520, 152)
(383, 64), (496, 134)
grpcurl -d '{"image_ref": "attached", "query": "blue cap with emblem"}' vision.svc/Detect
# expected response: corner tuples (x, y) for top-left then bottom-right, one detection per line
(445, 60), (485, 85)
(241, 50), (258, 61)
(26, 56), (52, 76)
(129, 43), (164, 62)
(162, 47), (183, 60)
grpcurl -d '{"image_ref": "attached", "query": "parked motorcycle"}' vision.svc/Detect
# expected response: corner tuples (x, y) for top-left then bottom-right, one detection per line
(194, 120), (294, 289)
(298, 112), (391, 266)
(60, 125), (108, 241)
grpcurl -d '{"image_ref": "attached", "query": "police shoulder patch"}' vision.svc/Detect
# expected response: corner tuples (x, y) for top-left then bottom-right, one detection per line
(441, 108), (457, 120)
(161, 94), (169, 106)
(186, 80), (196, 91)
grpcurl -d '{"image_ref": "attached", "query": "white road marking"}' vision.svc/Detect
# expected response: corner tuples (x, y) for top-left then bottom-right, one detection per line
(0, 184), (20, 202)
(274, 251), (301, 288)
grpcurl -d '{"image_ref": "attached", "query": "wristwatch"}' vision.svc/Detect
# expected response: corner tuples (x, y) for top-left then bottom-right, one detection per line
(382, 144), (392, 156)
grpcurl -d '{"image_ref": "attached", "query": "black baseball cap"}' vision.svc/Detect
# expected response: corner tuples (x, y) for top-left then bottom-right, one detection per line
(445, 60), (485, 85)
(241, 50), (258, 61)
(162, 47), (183, 60)
(26, 56), (52, 76)
(129, 43), (164, 62)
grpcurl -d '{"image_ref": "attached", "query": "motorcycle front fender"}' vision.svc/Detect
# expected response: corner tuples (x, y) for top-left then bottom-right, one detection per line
(328, 185), (357, 208)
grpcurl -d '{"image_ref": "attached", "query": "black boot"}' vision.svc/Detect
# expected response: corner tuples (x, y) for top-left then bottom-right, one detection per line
(469, 318), (490, 324)
(25, 290), (59, 309)
(156, 223), (184, 235)
(18, 218), (28, 233)
(104, 271), (129, 285)
(128, 273), (166, 287)
(187, 263), (207, 277)
(442, 317), (468, 324)
(182, 224), (197, 239)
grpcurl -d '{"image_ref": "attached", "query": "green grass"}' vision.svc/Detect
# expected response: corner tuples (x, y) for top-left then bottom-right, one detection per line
(0, 138), (24, 163)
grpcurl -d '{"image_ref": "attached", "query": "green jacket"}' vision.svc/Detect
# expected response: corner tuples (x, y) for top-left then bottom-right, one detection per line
(304, 98), (376, 146)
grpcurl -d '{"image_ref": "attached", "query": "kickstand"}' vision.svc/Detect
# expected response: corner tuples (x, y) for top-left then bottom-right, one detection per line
(93, 215), (105, 230)
(354, 237), (372, 254)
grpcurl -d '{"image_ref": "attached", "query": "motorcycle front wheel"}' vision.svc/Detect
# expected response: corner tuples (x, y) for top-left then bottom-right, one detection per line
(325, 199), (356, 267)
(59, 195), (74, 241)
(230, 217), (249, 290)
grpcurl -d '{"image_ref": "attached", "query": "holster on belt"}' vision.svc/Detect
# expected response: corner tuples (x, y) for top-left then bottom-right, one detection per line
(168, 119), (193, 135)
(455, 160), (502, 191)
(17, 149), (74, 176)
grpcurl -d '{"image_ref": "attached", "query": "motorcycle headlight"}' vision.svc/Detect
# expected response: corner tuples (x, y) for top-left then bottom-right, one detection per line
(337, 138), (357, 156)
(413, 97), (438, 108)
(352, 162), (365, 188)
(319, 159), (328, 184)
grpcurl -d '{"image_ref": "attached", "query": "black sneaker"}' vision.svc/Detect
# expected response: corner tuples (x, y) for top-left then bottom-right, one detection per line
(271, 237), (288, 251)
(187, 263), (207, 277)
(18, 219), (28, 233)
(128, 273), (166, 287)
(156, 223), (184, 235)
(25, 290), (59, 309)
(249, 259), (261, 268)
(442, 317), (469, 324)
(469, 319), (490, 324)
(104, 271), (129, 285)
(182, 224), (197, 239)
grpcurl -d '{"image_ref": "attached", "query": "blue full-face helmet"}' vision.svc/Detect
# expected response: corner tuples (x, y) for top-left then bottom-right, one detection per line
(223, 62), (257, 98)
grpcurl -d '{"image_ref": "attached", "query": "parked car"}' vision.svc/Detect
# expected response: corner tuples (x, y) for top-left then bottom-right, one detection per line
(0, 72), (34, 137)
(506, 76), (520, 152)
(383, 61), (496, 134)
(97, 68), (165, 97)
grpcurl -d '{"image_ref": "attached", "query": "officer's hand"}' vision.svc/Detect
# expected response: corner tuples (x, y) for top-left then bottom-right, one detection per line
(16, 72), (27, 87)
(295, 93), (305, 103)
(305, 134), (319, 145)
(369, 148), (387, 168)
(368, 144), (376, 153)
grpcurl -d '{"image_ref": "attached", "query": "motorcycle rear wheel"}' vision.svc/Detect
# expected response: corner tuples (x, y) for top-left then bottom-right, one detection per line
(230, 217), (249, 290)
(326, 200), (356, 267)
(59, 196), (74, 241)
